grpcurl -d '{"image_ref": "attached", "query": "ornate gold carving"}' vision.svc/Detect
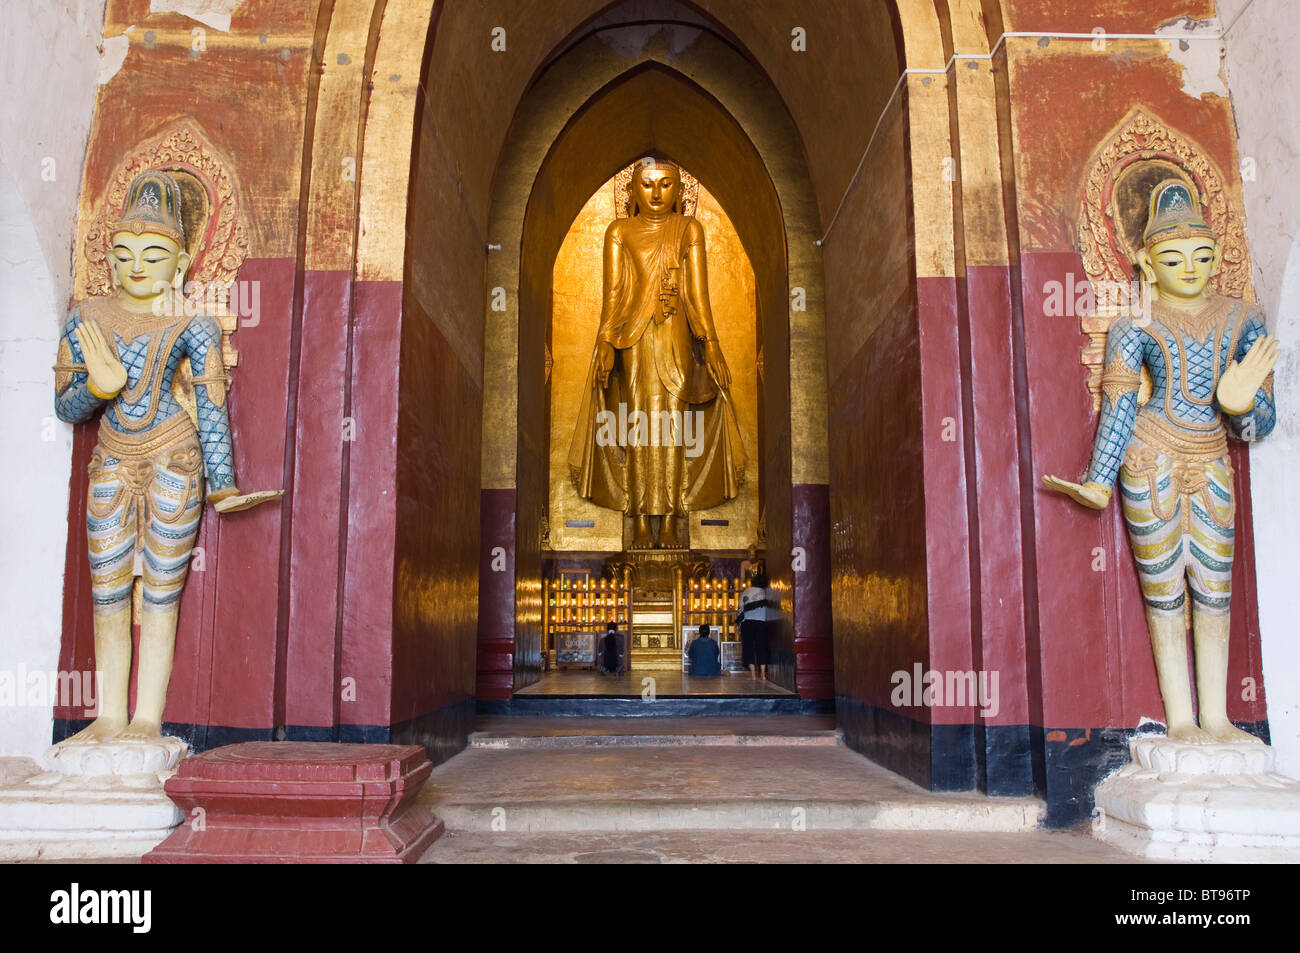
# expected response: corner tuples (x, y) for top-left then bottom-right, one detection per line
(54, 338), (79, 392)
(112, 216), (185, 246)
(192, 345), (228, 408)
(1100, 352), (1141, 406)
(96, 411), (196, 459)
(1151, 294), (1234, 348)
(1131, 412), (1228, 462)
(1077, 108), (1253, 411)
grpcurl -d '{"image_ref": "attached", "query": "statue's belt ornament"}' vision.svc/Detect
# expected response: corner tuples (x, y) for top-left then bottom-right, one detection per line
(89, 416), (204, 550)
(1124, 414), (1234, 532)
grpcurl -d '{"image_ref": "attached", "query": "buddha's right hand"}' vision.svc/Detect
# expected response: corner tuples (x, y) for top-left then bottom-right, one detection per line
(74, 320), (127, 400)
(1042, 475), (1111, 510)
(596, 341), (615, 387)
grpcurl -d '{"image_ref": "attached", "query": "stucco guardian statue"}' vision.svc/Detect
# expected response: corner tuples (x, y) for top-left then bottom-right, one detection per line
(51, 170), (278, 755)
(1046, 179), (1300, 860)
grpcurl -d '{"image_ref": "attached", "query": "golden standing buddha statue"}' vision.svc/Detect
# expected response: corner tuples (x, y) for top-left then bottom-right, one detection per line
(568, 159), (746, 550)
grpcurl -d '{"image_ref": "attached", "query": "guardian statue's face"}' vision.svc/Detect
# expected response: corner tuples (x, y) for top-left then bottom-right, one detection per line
(632, 164), (680, 215)
(1139, 237), (1221, 301)
(110, 231), (189, 301)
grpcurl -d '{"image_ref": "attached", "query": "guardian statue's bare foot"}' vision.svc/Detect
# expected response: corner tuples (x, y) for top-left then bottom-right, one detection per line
(1166, 722), (1216, 745)
(114, 720), (164, 743)
(1202, 720), (1264, 744)
(61, 716), (128, 745)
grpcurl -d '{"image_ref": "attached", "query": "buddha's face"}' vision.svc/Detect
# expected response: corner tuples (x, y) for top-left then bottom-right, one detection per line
(1138, 236), (1220, 301)
(632, 164), (679, 216)
(110, 231), (189, 302)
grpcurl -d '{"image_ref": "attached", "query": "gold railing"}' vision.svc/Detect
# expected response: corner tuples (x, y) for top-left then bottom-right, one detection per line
(543, 568), (748, 669)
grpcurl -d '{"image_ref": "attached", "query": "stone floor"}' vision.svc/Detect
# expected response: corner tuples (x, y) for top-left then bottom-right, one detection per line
(421, 827), (1139, 864)
(515, 670), (796, 696)
(420, 743), (1045, 831)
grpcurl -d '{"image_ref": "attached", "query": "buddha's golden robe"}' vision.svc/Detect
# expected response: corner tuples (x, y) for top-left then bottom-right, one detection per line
(568, 212), (745, 517)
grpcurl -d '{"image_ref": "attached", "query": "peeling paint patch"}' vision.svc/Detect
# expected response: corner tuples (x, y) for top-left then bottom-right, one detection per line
(149, 0), (244, 33)
(1157, 16), (1228, 99)
(97, 28), (131, 85)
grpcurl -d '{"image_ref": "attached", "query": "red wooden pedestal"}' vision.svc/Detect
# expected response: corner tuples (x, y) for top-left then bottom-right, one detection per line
(143, 742), (443, 864)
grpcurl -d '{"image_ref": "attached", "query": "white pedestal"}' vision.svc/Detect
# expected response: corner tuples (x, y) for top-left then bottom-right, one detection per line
(0, 738), (187, 861)
(1093, 736), (1300, 862)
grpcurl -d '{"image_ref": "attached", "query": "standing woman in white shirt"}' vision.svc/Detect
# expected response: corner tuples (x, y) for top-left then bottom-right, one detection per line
(736, 571), (776, 681)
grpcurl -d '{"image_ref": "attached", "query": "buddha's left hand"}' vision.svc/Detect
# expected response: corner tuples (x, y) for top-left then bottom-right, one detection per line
(704, 340), (731, 391)
(1218, 333), (1280, 415)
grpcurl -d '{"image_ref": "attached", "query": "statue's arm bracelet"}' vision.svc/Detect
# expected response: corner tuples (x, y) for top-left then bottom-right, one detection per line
(86, 379), (120, 400)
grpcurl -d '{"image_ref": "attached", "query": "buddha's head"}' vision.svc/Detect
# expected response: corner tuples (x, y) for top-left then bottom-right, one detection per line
(628, 158), (681, 217)
(1136, 179), (1220, 303)
(109, 170), (190, 304)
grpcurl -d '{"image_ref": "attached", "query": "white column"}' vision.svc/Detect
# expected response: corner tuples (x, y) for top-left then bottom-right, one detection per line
(0, 0), (105, 758)
(1223, 0), (1300, 779)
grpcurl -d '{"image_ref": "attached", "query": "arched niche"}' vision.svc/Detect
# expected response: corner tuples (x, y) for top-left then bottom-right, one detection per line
(494, 51), (803, 690)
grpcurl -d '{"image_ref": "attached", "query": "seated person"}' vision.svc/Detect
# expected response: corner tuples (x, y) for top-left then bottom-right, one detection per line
(686, 623), (721, 677)
(598, 622), (621, 675)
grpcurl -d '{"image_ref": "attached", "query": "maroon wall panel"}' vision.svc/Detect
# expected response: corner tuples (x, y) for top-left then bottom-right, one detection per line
(56, 424), (97, 724)
(338, 279), (401, 730)
(187, 256), (294, 731)
(964, 264), (1031, 726)
(829, 278), (933, 783)
(792, 483), (834, 699)
(283, 268), (352, 730)
(917, 275), (977, 727)
(476, 488), (516, 702)
(391, 300), (480, 725)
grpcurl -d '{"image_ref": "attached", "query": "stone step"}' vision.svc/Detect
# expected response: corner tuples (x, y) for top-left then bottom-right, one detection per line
(431, 797), (1045, 833)
(483, 696), (824, 716)
(419, 828), (1136, 864)
(469, 730), (842, 749)
(420, 745), (1046, 834)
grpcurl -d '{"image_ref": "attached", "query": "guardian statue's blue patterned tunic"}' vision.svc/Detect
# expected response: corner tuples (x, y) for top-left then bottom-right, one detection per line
(54, 295), (236, 614)
(1082, 295), (1275, 617)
